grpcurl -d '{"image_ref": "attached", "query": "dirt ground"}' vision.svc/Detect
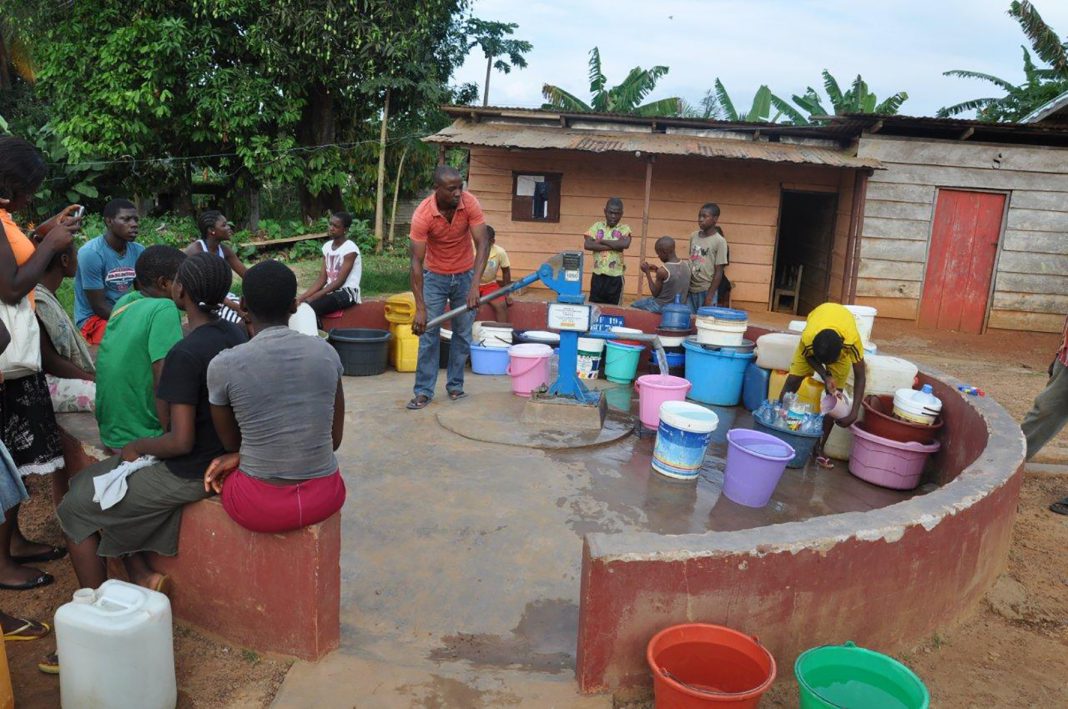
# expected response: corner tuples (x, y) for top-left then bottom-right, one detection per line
(0, 475), (291, 708)
(2, 314), (1065, 707)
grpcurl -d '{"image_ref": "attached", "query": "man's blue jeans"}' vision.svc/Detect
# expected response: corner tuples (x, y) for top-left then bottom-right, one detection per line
(688, 290), (718, 312)
(414, 269), (475, 400)
(630, 297), (664, 313)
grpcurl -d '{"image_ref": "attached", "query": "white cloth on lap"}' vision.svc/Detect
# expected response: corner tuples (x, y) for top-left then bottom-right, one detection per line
(92, 455), (159, 510)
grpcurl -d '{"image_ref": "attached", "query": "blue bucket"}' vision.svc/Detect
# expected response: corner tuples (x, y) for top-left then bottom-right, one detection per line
(470, 344), (509, 375)
(652, 401), (720, 480)
(682, 340), (756, 406)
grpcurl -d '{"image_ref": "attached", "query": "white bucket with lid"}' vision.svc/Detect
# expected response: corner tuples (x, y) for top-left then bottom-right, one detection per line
(893, 385), (943, 425)
(788, 320), (806, 333)
(651, 401), (720, 480)
(55, 580), (176, 709)
(695, 318), (747, 347)
(577, 336), (605, 380)
(755, 333), (801, 372)
(844, 305), (877, 345)
(479, 322), (514, 348)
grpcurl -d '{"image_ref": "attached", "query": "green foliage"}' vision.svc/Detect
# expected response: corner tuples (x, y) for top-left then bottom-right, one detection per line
(939, 3), (1068, 122)
(768, 70), (909, 125)
(684, 81), (778, 122)
(542, 47), (682, 116)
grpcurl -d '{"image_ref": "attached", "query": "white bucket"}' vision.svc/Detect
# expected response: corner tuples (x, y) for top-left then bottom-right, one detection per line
(893, 386), (943, 425)
(695, 317), (747, 347)
(844, 305), (877, 345)
(577, 336), (605, 380)
(522, 330), (560, 345)
(866, 355), (918, 396)
(788, 319), (806, 333)
(651, 401), (720, 480)
(479, 322), (514, 348)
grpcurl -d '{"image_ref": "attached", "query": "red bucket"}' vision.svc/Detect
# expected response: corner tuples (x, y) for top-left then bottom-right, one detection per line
(647, 623), (776, 708)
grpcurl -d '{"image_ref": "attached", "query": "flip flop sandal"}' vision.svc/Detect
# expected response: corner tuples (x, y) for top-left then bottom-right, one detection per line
(406, 396), (431, 410)
(38, 652), (59, 675)
(1049, 496), (1068, 516)
(149, 573), (171, 596)
(4, 619), (51, 642)
(815, 456), (835, 469)
(12, 546), (68, 564)
(447, 390), (468, 401)
(0, 572), (54, 591)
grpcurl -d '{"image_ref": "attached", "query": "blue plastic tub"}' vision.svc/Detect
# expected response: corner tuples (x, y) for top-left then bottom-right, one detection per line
(742, 362), (771, 411)
(683, 339), (756, 406)
(470, 344), (509, 375)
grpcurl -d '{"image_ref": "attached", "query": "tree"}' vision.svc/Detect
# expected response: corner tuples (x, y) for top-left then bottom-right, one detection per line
(770, 70), (909, 125)
(939, 1), (1068, 121)
(464, 19), (532, 107)
(542, 47), (682, 116)
(684, 80), (776, 122)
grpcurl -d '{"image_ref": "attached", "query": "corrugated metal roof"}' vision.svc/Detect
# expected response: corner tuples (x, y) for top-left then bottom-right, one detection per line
(426, 120), (882, 169)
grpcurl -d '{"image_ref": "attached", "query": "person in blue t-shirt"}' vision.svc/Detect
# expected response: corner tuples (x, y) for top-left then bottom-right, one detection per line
(73, 198), (145, 345)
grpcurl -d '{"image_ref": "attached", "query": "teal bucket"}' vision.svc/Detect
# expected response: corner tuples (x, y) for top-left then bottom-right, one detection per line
(604, 341), (644, 384)
(795, 642), (930, 709)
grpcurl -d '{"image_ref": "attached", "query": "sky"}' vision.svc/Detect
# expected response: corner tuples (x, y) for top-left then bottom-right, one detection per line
(452, 0), (1068, 118)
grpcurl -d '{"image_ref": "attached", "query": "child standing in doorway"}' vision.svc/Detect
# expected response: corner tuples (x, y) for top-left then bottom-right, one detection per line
(584, 197), (631, 305)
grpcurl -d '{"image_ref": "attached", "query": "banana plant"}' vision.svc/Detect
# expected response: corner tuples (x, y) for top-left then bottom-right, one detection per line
(542, 47), (682, 116)
(683, 81), (778, 122)
(770, 70), (909, 125)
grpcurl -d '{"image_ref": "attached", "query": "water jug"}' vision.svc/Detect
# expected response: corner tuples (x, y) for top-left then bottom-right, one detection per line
(55, 580), (177, 709)
(658, 294), (692, 332)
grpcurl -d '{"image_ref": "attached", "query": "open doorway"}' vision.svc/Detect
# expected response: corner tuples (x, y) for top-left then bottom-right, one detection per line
(770, 190), (838, 316)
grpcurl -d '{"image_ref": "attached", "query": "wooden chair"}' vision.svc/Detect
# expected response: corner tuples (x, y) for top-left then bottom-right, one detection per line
(773, 264), (803, 314)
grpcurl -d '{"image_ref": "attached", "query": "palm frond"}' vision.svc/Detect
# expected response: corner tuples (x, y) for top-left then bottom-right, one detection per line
(634, 97), (683, 117)
(936, 97), (997, 118)
(770, 94), (809, 124)
(942, 70), (1018, 92)
(822, 70), (844, 106)
(713, 78), (738, 121)
(541, 84), (592, 112)
(1010, 0), (1068, 78)
(587, 47), (606, 97)
(874, 91), (909, 115)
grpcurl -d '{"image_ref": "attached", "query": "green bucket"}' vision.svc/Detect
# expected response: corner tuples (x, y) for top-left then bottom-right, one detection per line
(604, 341), (643, 383)
(795, 642), (929, 709)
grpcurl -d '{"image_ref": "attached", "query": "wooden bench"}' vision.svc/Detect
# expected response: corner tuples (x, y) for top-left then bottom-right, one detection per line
(59, 413), (341, 661)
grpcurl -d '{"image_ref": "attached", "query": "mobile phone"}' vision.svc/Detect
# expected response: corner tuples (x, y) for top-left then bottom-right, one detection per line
(72, 205), (85, 219)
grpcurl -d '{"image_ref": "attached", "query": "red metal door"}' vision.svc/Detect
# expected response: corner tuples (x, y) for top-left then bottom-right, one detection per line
(919, 189), (1005, 333)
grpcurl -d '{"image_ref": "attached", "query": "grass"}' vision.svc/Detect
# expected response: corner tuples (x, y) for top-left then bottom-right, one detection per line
(52, 253), (411, 321)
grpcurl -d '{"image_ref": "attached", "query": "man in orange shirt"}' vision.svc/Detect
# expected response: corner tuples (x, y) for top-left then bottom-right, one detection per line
(406, 166), (491, 410)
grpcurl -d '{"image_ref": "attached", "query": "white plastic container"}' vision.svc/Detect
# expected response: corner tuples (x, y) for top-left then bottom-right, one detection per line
(610, 326), (643, 338)
(788, 319), (806, 333)
(844, 304), (877, 345)
(755, 333), (801, 372)
(894, 384), (943, 425)
(288, 302), (318, 336)
(478, 322), (513, 348)
(695, 317), (748, 347)
(577, 337), (605, 380)
(865, 355), (919, 396)
(55, 580), (176, 709)
(824, 423), (854, 461)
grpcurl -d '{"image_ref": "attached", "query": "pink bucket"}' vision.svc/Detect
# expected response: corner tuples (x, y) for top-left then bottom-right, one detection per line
(848, 424), (941, 490)
(635, 374), (692, 429)
(507, 343), (552, 397)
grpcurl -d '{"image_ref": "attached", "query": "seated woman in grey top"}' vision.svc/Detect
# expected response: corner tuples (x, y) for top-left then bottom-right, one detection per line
(204, 260), (346, 533)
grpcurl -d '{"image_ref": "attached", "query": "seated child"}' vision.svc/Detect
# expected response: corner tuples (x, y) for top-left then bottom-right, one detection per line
(205, 260), (346, 533)
(186, 210), (247, 324)
(478, 226), (512, 323)
(93, 246), (186, 453)
(35, 244), (95, 413)
(631, 236), (692, 314)
(74, 199), (144, 345)
(58, 252), (248, 594)
(298, 211), (362, 320)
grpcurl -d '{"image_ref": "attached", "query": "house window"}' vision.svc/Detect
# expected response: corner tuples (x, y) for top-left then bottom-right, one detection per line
(511, 173), (561, 222)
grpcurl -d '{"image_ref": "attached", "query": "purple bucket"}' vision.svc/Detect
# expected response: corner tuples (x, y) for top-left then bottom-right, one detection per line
(723, 429), (796, 508)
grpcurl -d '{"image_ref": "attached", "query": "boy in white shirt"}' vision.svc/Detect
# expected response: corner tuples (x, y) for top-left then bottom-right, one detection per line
(298, 211), (362, 319)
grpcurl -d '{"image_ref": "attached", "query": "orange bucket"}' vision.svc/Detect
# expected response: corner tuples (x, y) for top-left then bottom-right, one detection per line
(647, 623), (776, 708)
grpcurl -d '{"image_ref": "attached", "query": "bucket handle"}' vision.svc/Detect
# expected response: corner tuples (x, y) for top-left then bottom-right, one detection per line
(507, 356), (545, 378)
(658, 667), (731, 696)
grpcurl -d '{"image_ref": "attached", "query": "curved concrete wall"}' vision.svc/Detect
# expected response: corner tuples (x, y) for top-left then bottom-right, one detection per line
(575, 367), (1025, 693)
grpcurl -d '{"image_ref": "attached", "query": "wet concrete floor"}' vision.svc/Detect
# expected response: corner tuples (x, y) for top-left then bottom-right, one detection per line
(260, 370), (934, 707)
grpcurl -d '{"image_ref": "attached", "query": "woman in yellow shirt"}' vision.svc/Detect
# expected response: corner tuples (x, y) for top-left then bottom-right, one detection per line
(781, 302), (867, 467)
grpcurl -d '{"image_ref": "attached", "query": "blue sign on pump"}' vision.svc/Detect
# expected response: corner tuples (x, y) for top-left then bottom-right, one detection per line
(594, 315), (624, 332)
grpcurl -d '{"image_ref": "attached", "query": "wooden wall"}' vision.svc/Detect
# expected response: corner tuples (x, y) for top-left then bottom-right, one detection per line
(857, 135), (1068, 332)
(465, 147), (856, 313)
